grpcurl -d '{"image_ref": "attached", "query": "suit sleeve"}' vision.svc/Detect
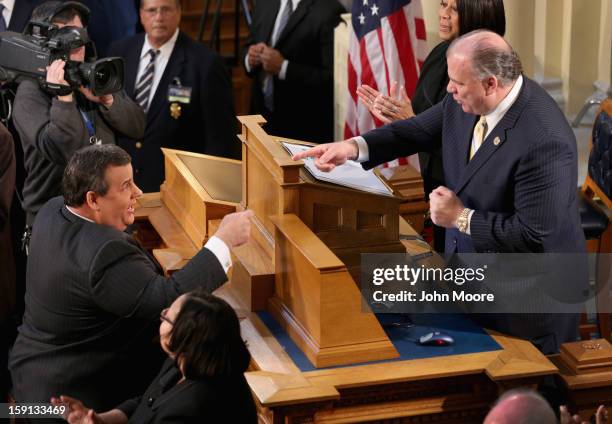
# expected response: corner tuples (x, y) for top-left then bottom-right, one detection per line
(361, 101), (445, 169)
(242, 4), (267, 78)
(13, 80), (85, 166)
(470, 135), (575, 253)
(0, 125), (15, 231)
(98, 90), (146, 139)
(200, 54), (241, 159)
(88, 239), (227, 319)
(284, 9), (341, 89)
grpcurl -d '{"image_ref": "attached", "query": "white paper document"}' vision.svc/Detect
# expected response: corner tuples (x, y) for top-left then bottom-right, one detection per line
(282, 142), (393, 196)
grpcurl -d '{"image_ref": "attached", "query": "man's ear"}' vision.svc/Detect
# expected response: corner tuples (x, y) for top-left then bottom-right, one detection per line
(484, 76), (498, 96)
(85, 191), (100, 211)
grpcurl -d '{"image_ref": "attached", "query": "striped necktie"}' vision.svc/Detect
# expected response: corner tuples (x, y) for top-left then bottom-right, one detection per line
(134, 49), (159, 112)
(470, 115), (488, 160)
(0, 4), (7, 32)
(263, 0), (294, 111)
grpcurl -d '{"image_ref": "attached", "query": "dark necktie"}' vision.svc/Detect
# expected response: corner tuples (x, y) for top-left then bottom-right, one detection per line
(134, 49), (159, 113)
(0, 4), (8, 32)
(263, 1), (294, 111)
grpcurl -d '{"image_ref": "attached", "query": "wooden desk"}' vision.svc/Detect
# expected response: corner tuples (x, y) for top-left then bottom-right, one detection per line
(134, 195), (558, 424)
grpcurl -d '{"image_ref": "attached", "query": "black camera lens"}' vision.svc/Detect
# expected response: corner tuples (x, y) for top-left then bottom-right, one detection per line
(95, 66), (111, 89)
(77, 57), (124, 96)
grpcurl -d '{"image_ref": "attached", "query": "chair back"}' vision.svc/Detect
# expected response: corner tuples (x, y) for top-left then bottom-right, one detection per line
(584, 98), (612, 210)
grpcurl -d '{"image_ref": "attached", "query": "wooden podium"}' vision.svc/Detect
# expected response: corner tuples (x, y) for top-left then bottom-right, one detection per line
(133, 116), (560, 423)
(232, 115), (409, 368)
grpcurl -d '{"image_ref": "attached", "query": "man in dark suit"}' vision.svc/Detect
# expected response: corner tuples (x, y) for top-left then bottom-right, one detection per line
(80, 0), (140, 56)
(244, 0), (344, 143)
(294, 31), (586, 354)
(2, 0), (44, 32)
(9, 144), (253, 412)
(0, 122), (15, 402)
(108, 0), (239, 193)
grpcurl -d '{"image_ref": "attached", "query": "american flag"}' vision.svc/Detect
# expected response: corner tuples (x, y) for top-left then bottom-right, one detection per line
(344, 0), (427, 168)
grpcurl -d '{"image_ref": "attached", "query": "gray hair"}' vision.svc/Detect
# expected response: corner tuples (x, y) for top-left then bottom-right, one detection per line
(449, 29), (522, 87)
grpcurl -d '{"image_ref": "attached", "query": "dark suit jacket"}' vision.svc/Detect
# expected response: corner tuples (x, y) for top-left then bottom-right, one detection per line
(80, 0), (139, 57)
(7, 0), (44, 32)
(116, 359), (257, 423)
(362, 77), (586, 350)
(244, 0), (344, 143)
(0, 123), (15, 323)
(9, 197), (228, 411)
(412, 41), (449, 195)
(108, 32), (240, 193)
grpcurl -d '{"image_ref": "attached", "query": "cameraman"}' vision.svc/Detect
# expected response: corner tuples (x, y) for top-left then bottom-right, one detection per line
(12, 1), (145, 238)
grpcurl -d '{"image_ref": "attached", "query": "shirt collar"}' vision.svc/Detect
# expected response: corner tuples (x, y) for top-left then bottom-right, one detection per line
(483, 75), (523, 124)
(66, 205), (95, 223)
(142, 28), (180, 60)
(2, 0), (15, 14)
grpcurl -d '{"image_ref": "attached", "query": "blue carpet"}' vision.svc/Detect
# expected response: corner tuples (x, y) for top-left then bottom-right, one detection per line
(256, 311), (501, 372)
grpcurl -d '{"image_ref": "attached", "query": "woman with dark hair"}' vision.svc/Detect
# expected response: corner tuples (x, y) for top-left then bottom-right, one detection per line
(52, 290), (257, 423)
(356, 0), (505, 252)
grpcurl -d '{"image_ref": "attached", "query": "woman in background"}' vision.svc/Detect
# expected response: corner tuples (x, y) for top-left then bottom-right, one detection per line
(357, 0), (506, 252)
(53, 290), (257, 423)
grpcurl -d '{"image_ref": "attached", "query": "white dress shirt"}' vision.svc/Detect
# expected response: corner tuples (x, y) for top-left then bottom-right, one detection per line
(135, 29), (180, 108)
(66, 205), (233, 273)
(1, 0), (15, 28)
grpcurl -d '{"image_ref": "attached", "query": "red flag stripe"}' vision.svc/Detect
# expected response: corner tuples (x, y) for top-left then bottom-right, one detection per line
(387, 8), (418, 97)
(380, 17), (406, 92)
(376, 27), (391, 95)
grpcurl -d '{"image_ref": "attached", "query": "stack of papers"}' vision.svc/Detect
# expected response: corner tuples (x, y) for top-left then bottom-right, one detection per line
(282, 142), (393, 196)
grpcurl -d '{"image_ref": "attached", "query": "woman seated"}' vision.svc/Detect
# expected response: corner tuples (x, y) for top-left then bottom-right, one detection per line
(53, 289), (257, 423)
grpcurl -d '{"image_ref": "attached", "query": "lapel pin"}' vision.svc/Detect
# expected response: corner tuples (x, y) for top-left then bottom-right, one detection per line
(493, 136), (501, 146)
(170, 102), (182, 120)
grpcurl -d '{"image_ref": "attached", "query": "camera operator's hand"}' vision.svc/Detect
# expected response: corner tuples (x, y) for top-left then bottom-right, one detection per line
(78, 87), (114, 109)
(46, 60), (73, 103)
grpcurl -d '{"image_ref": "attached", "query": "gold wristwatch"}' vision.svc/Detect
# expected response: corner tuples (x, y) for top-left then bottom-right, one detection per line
(456, 208), (471, 233)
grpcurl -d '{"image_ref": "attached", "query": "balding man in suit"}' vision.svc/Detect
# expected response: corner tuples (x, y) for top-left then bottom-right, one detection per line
(294, 30), (586, 354)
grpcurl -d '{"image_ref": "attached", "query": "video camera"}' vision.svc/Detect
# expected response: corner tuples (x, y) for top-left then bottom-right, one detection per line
(0, 21), (124, 96)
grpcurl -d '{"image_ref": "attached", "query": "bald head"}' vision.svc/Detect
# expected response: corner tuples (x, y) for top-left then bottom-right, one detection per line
(449, 30), (510, 56)
(448, 30), (522, 87)
(483, 390), (557, 424)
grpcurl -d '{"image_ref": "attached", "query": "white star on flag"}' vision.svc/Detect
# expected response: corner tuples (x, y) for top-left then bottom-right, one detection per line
(371, 4), (379, 16)
(358, 13), (366, 24)
(363, 0), (369, 5)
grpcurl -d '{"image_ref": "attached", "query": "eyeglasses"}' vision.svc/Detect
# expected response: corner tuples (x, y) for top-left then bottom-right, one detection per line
(142, 6), (176, 18)
(160, 308), (174, 325)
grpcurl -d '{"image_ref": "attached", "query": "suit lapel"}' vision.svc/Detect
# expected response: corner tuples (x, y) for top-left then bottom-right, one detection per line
(447, 113), (477, 191)
(146, 33), (187, 129)
(8, 0), (35, 32)
(125, 34), (145, 98)
(262, 0), (281, 44)
(275, 0), (314, 47)
(453, 77), (531, 195)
